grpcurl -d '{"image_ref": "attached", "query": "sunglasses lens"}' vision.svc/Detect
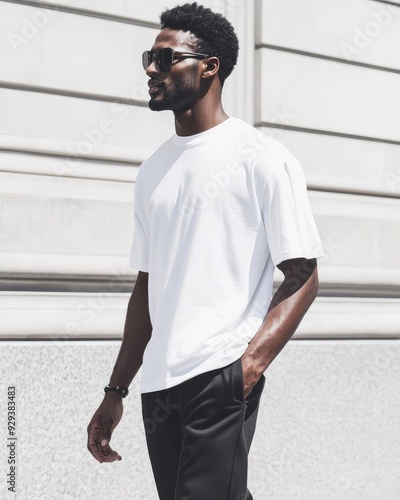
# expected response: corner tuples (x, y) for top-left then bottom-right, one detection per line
(142, 51), (152, 70)
(142, 48), (174, 72)
(159, 48), (173, 72)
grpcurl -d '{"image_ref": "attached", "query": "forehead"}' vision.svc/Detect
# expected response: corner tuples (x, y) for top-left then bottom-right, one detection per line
(151, 28), (197, 51)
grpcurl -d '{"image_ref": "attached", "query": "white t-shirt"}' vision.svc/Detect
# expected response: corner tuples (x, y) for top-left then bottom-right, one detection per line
(129, 117), (324, 393)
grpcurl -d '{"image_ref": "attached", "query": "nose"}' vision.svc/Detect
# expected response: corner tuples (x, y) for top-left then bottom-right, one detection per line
(145, 60), (158, 77)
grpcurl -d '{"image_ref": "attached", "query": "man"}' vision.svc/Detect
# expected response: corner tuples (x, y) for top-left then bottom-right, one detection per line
(87, 3), (325, 499)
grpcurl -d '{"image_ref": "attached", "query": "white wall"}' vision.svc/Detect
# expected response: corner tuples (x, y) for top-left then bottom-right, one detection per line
(0, 0), (399, 498)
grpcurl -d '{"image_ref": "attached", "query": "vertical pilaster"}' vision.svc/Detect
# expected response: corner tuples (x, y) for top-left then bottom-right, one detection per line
(213, 0), (255, 124)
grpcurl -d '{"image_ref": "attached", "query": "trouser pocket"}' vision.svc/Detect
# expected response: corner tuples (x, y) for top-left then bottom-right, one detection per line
(231, 357), (266, 404)
(231, 357), (246, 404)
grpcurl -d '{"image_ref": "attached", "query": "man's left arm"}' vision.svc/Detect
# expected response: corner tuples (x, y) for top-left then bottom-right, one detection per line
(242, 257), (319, 398)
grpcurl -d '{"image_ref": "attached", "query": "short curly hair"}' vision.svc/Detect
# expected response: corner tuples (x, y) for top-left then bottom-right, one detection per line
(160, 2), (239, 85)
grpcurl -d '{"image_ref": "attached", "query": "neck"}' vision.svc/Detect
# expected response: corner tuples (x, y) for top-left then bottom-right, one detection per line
(173, 94), (229, 137)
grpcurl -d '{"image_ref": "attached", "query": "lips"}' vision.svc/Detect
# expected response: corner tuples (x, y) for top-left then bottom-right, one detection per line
(149, 87), (162, 96)
(148, 80), (163, 96)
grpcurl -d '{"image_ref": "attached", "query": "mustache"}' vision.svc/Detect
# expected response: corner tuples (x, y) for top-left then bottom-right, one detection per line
(148, 79), (165, 88)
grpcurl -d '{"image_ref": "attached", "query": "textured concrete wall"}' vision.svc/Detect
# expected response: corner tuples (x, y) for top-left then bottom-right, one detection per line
(0, 341), (399, 499)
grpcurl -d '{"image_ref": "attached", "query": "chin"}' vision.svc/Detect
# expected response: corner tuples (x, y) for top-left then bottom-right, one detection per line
(148, 92), (196, 113)
(148, 97), (170, 112)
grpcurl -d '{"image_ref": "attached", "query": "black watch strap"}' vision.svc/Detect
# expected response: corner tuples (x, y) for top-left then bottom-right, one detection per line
(104, 385), (129, 398)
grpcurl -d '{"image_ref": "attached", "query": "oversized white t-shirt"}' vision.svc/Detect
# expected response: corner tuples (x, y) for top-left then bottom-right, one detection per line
(129, 117), (324, 393)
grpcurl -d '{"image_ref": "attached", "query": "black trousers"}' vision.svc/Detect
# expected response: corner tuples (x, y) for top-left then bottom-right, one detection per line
(141, 357), (266, 500)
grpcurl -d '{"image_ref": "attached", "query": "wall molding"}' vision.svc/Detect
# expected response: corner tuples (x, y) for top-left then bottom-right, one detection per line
(296, 296), (400, 338)
(0, 80), (148, 107)
(0, 136), (152, 165)
(0, 293), (398, 339)
(1, 0), (160, 28)
(0, 254), (399, 298)
(306, 183), (400, 201)
(0, 151), (139, 182)
(371, 0), (400, 6)
(315, 267), (400, 299)
(256, 121), (400, 147)
(0, 253), (136, 273)
(255, 43), (400, 76)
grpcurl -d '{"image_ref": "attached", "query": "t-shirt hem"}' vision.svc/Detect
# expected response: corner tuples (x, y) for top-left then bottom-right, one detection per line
(129, 259), (149, 272)
(274, 247), (325, 267)
(139, 348), (248, 394)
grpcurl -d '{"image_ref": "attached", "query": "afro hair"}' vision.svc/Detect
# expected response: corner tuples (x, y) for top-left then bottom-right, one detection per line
(160, 2), (239, 85)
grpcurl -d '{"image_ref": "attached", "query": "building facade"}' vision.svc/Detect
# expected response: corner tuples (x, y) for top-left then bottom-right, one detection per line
(0, 0), (399, 498)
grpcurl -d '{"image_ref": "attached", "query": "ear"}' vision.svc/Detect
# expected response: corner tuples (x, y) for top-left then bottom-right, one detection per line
(201, 56), (220, 80)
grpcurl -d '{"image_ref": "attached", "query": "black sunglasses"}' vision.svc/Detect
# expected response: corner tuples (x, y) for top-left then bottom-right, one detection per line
(142, 48), (210, 72)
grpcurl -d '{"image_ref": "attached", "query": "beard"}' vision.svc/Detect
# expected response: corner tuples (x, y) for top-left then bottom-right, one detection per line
(148, 65), (199, 112)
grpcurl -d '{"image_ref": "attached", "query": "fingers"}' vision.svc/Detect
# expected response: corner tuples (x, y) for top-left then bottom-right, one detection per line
(87, 398), (124, 464)
(100, 442), (122, 463)
(100, 418), (112, 448)
(90, 440), (122, 463)
(87, 434), (122, 463)
(87, 420), (122, 464)
(88, 441), (121, 463)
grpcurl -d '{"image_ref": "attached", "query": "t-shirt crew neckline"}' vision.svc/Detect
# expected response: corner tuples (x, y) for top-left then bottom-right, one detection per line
(172, 117), (234, 147)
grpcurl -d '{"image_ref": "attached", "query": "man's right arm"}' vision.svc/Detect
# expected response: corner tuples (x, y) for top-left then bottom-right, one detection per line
(87, 270), (152, 463)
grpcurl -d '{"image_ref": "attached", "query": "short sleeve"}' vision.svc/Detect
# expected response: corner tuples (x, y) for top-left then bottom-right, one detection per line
(129, 183), (149, 272)
(261, 156), (325, 267)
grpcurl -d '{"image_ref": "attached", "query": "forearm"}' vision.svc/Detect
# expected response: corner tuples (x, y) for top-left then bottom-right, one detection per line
(244, 263), (319, 376)
(108, 271), (152, 388)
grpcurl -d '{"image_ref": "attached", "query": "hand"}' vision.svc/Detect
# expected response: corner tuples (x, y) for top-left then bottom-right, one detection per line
(87, 392), (124, 463)
(240, 354), (264, 399)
